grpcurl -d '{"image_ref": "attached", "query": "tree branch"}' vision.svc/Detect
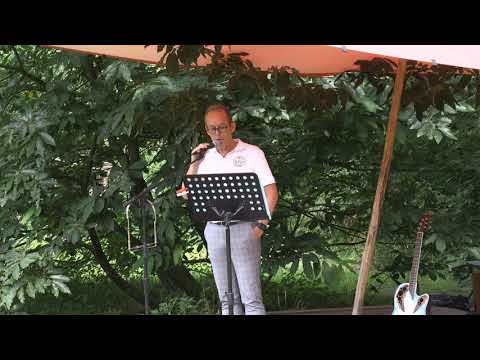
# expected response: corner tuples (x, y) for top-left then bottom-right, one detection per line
(327, 240), (366, 247)
(183, 258), (210, 265)
(82, 137), (98, 193)
(279, 198), (367, 239)
(11, 46), (25, 70)
(2, 46), (47, 89)
(87, 227), (155, 308)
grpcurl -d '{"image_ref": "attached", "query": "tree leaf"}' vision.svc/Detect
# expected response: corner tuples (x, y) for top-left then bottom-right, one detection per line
(20, 207), (36, 225)
(25, 282), (36, 299)
(124, 107), (136, 136)
(17, 287), (25, 304)
(3, 286), (19, 309)
(173, 245), (183, 266)
(166, 224), (175, 247)
(438, 127), (458, 140)
(104, 63), (119, 81)
(436, 238), (446, 253)
(52, 280), (71, 295)
(99, 216), (115, 233)
(50, 274), (70, 282)
(94, 198), (105, 214)
(129, 160), (146, 171)
(312, 256), (322, 278)
(11, 264), (21, 281)
(20, 253), (38, 269)
(437, 116), (452, 126)
(417, 123), (429, 138)
(409, 121), (422, 130)
(323, 263), (339, 283)
(467, 247), (480, 259)
(424, 234), (437, 246)
(36, 138), (45, 155)
(80, 198), (95, 223)
(360, 97), (380, 113)
(69, 228), (81, 244)
(39, 132), (56, 146)
(51, 283), (60, 297)
(110, 112), (125, 133)
(118, 63), (131, 82)
(290, 258), (299, 274)
(34, 279), (47, 294)
(433, 129), (443, 144)
(302, 255), (314, 280)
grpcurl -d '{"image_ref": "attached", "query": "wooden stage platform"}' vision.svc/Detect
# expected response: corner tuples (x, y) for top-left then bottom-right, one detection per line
(269, 305), (468, 315)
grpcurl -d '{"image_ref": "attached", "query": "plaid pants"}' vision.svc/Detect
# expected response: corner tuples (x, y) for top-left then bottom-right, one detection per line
(204, 222), (266, 315)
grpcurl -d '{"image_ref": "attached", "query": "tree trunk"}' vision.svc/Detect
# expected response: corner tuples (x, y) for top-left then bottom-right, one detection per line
(88, 228), (160, 309)
(157, 264), (202, 298)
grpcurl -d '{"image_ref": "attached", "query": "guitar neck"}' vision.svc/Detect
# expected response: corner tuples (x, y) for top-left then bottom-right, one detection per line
(409, 231), (424, 297)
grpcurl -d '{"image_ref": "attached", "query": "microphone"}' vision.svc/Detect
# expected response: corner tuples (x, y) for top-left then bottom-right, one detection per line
(191, 141), (216, 164)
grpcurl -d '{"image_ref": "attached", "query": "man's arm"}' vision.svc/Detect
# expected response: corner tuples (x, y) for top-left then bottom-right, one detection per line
(187, 143), (210, 175)
(260, 183), (278, 225)
(181, 163), (198, 200)
(181, 143), (209, 199)
(186, 162), (200, 176)
(252, 183), (278, 239)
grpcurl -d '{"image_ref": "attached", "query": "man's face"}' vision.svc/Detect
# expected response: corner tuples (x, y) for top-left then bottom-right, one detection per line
(204, 109), (236, 148)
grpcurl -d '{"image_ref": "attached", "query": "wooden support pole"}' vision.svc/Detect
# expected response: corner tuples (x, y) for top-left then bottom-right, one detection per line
(473, 270), (480, 313)
(352, 59), (408, 315)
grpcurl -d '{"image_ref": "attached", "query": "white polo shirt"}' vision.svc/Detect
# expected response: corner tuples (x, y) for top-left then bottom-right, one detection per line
(197, 139), (276, 188)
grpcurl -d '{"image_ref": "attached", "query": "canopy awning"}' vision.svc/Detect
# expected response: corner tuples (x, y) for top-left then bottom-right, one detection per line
(45, 45), (480, 76)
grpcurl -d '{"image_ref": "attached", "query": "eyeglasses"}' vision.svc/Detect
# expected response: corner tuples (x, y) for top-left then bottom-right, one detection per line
(205, 125), (230, 134)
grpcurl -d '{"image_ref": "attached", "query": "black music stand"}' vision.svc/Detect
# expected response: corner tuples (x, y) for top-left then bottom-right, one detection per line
(125, 194), (157, 315)
(184, 172), (270, 315)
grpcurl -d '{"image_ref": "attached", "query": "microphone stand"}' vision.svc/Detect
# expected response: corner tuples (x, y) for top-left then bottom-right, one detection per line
(124, 190), (154, 315)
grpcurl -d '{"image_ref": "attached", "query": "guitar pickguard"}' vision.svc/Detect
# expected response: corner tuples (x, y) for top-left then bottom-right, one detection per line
(395, 284), (409, 312)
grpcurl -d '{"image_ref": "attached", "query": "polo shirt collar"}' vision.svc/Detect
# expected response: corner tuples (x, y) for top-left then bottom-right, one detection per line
(212, 138), (246, 157)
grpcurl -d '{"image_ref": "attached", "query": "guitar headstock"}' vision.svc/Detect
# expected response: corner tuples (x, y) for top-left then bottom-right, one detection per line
(417, 211), (433, 234)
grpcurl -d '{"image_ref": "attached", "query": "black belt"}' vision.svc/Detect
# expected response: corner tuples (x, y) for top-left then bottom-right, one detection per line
(210, 221), (246, 226)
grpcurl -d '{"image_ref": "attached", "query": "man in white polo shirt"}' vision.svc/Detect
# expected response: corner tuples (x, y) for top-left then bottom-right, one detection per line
(186, 104), (278, 315)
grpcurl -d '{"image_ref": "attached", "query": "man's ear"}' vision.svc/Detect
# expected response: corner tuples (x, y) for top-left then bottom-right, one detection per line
(230, 121), (236, 133)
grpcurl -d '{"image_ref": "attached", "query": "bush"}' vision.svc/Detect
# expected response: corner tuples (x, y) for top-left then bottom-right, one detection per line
(152, 296), (213, 315)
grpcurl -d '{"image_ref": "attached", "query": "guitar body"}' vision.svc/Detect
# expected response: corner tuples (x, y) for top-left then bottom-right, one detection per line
(392, 282), (430, 315)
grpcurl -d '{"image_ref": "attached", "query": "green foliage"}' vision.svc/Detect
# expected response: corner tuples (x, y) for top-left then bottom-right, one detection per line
(15, 276), (144, 314)
(152, 296), (212, 315)
(2, 45), (480, 312)
(0, 237), (71, 310)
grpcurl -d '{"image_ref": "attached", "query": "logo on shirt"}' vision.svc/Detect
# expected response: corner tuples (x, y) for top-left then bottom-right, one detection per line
(233, 155), (246, 167)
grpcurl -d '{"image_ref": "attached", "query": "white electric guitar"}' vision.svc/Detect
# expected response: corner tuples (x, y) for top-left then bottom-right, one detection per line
(392, 212), (433, 315)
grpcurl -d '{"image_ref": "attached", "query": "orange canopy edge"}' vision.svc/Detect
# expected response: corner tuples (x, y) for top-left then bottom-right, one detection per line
(44, 45), (480, 76)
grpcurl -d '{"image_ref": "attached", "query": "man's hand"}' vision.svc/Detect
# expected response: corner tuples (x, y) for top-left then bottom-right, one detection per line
(252, 226), (264, 240)
(191, 143), (210, 163)
(253, 221), (267, 240)
(187, 143), (210, 176)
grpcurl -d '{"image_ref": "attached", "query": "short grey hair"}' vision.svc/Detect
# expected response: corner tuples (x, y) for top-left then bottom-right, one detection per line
(205, 103), (233, 123)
